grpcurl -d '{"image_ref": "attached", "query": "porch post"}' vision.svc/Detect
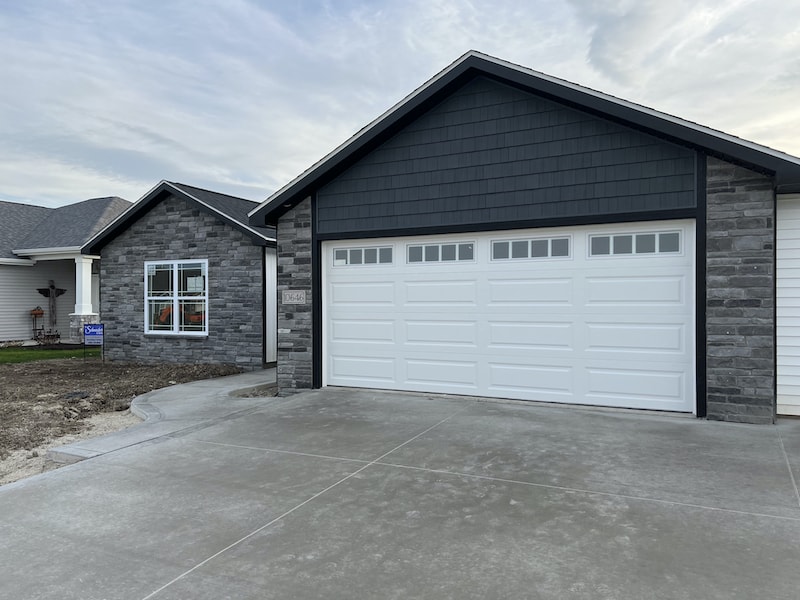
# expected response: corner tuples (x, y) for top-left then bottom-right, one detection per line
(69, 256), (99, 342)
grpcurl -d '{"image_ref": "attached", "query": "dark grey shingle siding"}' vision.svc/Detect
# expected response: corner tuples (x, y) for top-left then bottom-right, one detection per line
(316, 77), (696, 236)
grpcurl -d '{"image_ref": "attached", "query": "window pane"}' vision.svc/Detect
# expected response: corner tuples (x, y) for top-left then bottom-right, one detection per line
(551, 238), (569, 257)
(334, 249), (348, 265)
(459, 243), (474, 261)
(147, 264), (173, 296)
(591, 236), (610, 255)
(408, 246), (423, 263)
(636, 234), (656, 253)
(364, 248), (378, 264)
(530, 239), (548, 257)
(493, 241), (509, 259)
(379, 247), (392, 263)
(441, 244), (456, 261)
(148, 300), (173, 330)
(178, 263), (204, 294)
(179, 301), (206, 332)
(659, 232), (680, 253)
(424, 245), (439, 262)
(613, 235), (633, 255)
(511, 240), (528, 259)
(349, 249), (363, 264)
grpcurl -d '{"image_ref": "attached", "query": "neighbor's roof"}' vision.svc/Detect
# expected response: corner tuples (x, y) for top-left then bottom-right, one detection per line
(0, 200), (52, 259)
(249, 50), (800, 226)
(1, 197), (129, 259)
(15, 197), (131, 252)
(82, 181), (275, 254)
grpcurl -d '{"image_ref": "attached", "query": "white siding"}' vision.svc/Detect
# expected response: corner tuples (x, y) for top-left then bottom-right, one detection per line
(264, 247), (277, 363)
(777, 195), (800, 415)
(0, 260), (76, 342)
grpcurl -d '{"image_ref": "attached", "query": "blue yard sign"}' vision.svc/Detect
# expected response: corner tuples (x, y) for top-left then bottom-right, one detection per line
(83, 323), (104, 346)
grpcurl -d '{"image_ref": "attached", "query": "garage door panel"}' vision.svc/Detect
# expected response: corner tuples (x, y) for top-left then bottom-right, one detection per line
(487, 278), (573, 305)
(488, 363), (573, 397)
(405, 281), (477, 305)
(585, 367), (686, 408)
(488, 321), (574, 350)
(330, 319), (395, 343)
(324, 220), (695, 412)
(405, 359), (477, 389)
(330, 281), (395, 305)
(330, 356), (396, 384)
(586, 276), (685, 306)
(585, 322), (686, 355)
(405, 321), (477, 347)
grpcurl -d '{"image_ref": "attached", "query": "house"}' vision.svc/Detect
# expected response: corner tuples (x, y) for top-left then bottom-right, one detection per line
(82, 181), (276, 370)
(0, 196), (130, 344)
(248, 50), (800, 424)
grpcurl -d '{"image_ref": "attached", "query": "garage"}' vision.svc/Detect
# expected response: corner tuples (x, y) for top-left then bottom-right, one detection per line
(251, 51), (800, 423)
(323, 220), (695, 412)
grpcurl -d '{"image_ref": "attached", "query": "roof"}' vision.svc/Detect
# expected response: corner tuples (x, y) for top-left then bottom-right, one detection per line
(15, 197), (131, 252)
(0, 201), (52, 259)
(1, 197), (129, 259)
(249, 50), (800, 226)
(82, 181), (276, 254)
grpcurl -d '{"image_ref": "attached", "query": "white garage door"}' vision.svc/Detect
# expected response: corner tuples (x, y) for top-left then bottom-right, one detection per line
(323, 220), (696, 412)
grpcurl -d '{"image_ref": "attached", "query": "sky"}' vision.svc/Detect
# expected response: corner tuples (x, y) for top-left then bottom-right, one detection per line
(1, 0), (799, 208)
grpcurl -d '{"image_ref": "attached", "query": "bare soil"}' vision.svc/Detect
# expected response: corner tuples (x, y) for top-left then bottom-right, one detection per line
(0, 357), (242, 485)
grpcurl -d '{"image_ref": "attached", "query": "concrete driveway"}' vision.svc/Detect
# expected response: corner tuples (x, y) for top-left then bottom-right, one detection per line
(2, 372), (800, 600)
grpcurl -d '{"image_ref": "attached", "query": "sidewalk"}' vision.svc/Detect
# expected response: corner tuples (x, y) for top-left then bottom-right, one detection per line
(47, 368), (277, 464)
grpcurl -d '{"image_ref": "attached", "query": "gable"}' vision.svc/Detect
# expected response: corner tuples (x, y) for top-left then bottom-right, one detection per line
(316, 76), (697, 237)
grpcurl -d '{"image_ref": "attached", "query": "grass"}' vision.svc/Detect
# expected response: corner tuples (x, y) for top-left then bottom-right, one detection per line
(0, 346), (102, 364)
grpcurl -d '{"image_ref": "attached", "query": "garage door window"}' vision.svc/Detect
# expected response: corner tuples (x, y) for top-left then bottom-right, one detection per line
(333, 246), (392, 266)
(408, 242), (474, 263)
(590, 231), (681, 257)
(492, 237), (570, 260)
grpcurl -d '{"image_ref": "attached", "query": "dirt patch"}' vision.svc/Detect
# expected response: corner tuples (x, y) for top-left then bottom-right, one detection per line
(0, 357), (241, 485)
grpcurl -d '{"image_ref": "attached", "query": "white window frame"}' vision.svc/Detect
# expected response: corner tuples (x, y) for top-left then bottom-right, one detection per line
(332, 245), (393, 267)
(406, 241), (476, 264)
(144, 259), (209, 336)
(588, 230), (683, 258)
(490, 235), (572, 261)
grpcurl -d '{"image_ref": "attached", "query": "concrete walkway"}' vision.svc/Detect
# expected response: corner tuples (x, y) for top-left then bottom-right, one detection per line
(1, 378), (800, 599)
(47, 369), (277, 464)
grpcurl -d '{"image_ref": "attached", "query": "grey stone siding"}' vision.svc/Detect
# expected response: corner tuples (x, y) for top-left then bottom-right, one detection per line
(706, 156), (776, 423)
(276, 197), (313, 394)
(100, 194), (264, 369)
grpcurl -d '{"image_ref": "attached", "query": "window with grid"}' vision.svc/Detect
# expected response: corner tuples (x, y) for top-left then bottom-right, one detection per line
(145, 260), (208, 335)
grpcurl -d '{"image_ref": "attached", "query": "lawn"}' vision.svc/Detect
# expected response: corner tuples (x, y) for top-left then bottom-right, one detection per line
(0, 346), (102, 364)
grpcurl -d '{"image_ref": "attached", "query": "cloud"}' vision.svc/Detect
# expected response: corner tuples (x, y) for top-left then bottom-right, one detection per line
(0, 0), (799, 207)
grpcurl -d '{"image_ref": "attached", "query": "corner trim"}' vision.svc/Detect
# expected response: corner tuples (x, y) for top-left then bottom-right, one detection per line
(695, 152), (708, 418)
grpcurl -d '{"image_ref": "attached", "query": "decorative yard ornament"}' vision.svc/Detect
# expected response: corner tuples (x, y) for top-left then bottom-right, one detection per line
(37, 280), (66, 329)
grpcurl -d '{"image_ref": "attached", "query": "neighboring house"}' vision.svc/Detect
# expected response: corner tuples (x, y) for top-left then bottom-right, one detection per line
(249, 50), (800, 423)
(0, 197), (129, 343)
(82, 181), (276, 370)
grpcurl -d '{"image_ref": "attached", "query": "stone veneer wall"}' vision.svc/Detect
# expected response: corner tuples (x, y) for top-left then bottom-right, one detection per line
(706, 156), (776, 423)
(276, 197), (313, 394)
(100, 194), (264, 369)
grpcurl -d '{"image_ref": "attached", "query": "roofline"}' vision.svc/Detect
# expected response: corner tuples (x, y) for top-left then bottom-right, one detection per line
(249, 50), (800, 225)
(247, 52), (477, 221)
(83, 180), (275, 254)
(0, 257), (36, 266)
(13, 246), (83, 255)
(167, 182), (275, 243)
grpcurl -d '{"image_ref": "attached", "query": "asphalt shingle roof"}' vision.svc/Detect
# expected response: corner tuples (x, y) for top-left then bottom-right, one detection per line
(1, 197), (129, 259)
(16, 197), (130, 251)
(0, 201), (51, 259)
